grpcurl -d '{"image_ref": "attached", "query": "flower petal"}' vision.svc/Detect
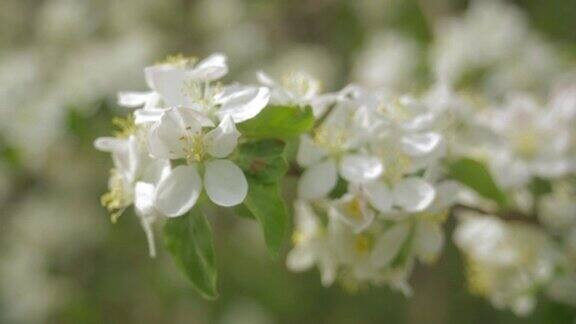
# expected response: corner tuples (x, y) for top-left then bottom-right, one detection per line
(401, 132), (443, 156)
(135, 181), (157, 216)
(339, 154), (383, 184)
(135, 182), (160, 258)
(204, 115), (240, 158)
(296, 135), (326, 167)
(154, 165), (202, 217)
(371, 222), (410, 268)
(298, 159), (338, 199)
(144, 65), (191, 107)
(148, 107), (203, 159)
(329, 193), (375, 233)
(393, 177), (436, 213)
(204, 160), (248, 207)
(215, 86), (270, 123)
(134, 108), (164, 124)
(286, 247), (315, 272)
(189, 53), (228, 81)
(414, 220), (443, 264)
(363, 181), (393, 213)
(117, 91), (154, 107)
(94, 137), (125, 152)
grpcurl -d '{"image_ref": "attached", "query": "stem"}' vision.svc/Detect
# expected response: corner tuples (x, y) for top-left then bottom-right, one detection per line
(452, 203), (541, 226)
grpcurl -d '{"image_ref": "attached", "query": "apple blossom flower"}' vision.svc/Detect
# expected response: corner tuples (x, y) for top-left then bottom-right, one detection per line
(148, 107), (247, 217)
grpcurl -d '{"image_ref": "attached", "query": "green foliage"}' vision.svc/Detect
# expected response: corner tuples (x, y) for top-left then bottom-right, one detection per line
(164, 208), (218, 299)
(243, 180), (289, 258)
(449, 158), (508, 207)
(233, 138), (290, 257)
(234, 139), (288, 184)
(237, 105), (314, 140)
(530, 177), (553, 197)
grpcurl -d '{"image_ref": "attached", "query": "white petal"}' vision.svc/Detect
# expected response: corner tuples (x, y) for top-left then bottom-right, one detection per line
(329, 194), (375, 233)
(339, 154), (383, 184)
(134, 108), (164, 124)
(204, 160), (248, 207)
(135, 182), (160, 258)
(401, 113), (435, 131)
(154, 165), (202, 217)
(215, 86), (270, 123)
(135, 181), (157, 217)
(393, 178), (436, 213)
(318, 256), (337, 287)
(189, 53), (228, 81)
(401, 132), (443, 156)
(141, 159), (171, 184)
(296, 135), (326, 167)
(286, 247), (315, 272)
(147, 107), (203, 159)
(204, 115), (240, 158)
(414, 221), (443, 264)
(371, 222), (410, 268)
(118, 91), (154, 107)
(144, 65), (191, 107)
(256, 70), (279, 88)
(298, 159), (338, 199)
(363, 181), (393, 213)
(434, 180), (460, 210)
(94, 137), (125, 152)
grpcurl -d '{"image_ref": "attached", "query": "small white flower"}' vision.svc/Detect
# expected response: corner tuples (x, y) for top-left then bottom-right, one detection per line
(149, 107), (247, 217)
(286, 200), (337, 286)
(94, 133), (170, 257)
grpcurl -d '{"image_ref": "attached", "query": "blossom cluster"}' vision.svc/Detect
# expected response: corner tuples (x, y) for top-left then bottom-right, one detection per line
(96, 54), (270, 257)
(94, 1), (576, 316)
(285, 84), (459, 293)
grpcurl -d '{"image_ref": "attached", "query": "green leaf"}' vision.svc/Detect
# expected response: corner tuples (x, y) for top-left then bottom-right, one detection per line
(449, 158), (508, 207)
(237, 105), (314, 139)
(164, 207), (217, 299)
(530, 177), (553, 197)
(234, 139), (288, 184)
(233, 204), (255, 220)
(243, 179), (289, 258)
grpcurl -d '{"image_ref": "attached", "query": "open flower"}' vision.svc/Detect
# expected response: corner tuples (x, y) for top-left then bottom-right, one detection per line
(286, 200), (337, 287)
(94, 132), (170, 257)
(148, 107), (247, 217)
(119, 53), (270, 125)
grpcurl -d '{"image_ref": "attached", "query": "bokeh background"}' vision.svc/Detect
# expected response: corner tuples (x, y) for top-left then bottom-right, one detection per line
(1, 0), (575, 323)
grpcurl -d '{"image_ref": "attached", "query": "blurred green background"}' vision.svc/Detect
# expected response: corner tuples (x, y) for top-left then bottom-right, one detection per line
(1, 0), (575, 323)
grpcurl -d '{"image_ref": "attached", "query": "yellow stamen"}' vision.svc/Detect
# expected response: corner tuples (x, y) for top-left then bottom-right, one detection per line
(465, 257), (490, 296)
(313, 126), (347, 155)
(181, 134), (205, 164)
(157, 53), (197, 67)
(281, 72), (321, 98)
(100, 169), (130, 223)
(344, 197), (363, 220)
(112, 115), (136, 138)
(292, 231), (306, 245)
(354, 234), (372, 254)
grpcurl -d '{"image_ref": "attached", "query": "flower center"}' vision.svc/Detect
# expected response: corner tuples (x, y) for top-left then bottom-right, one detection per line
(313, 126), (347, 155)
(354, 234), (373, 254)
(181, 133), (206, 164)
(100, 169), (130, 223)
(344, 197), (364, 220)
(282, 71), (320, 99)
(510, 130), (539, 158)
(112, 115), (136, 138)
(183, 81), (221, 113)
(383, 150), (412, 184)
